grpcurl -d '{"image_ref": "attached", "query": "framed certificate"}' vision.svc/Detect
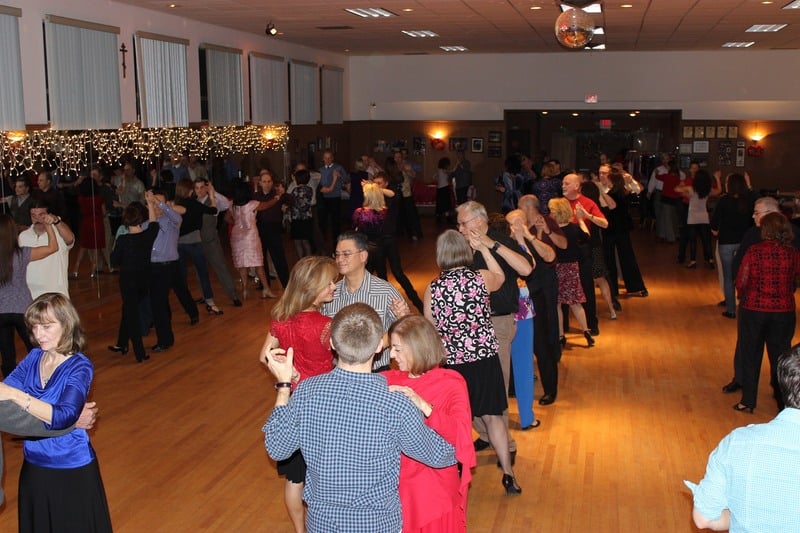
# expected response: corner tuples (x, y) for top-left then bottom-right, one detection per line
(717, 126), (728, 138)
(705, 126), (716, 139)
(682, 126), (694, 139)
(728, 126), (739, 139)
(694, 126), (705, 139)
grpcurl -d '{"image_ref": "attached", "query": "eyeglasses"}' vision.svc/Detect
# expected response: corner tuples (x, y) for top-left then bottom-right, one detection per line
(753, 210), (770, 217)
(332, 249), (364, 259)
(457, 216), (478, 228)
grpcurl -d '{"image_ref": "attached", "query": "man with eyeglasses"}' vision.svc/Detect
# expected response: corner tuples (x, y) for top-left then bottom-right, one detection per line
(320, 231), (410, 372)
(456, 201), (533, 458)
(721, 196), (800, 395)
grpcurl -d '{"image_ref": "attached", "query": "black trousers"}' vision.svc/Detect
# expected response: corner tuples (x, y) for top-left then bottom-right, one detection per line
(398, 196), (422, 239)
(578, 245), (598, 331)
(736, 308), (795, 409)
(370, 235), (423, 312)
(257, 220), (290, 288)
(531, 281), (560, 396)
(678, 223), (713, 262)
(0, 313), (32, 377)
(602, 231), (647, 297)
(317, 196), (342, 244)
(116, 275), (149, 360)
(150, 261), (197, 347)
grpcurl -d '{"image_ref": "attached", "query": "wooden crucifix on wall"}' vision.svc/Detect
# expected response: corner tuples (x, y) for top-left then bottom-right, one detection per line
(120, 43), (128, 78)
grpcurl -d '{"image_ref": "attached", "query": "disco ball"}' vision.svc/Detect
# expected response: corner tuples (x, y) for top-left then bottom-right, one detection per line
(555, 8), (595, 49)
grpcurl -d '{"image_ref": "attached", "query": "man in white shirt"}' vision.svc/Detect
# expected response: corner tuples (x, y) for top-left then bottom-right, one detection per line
(18, 200), (75, 299)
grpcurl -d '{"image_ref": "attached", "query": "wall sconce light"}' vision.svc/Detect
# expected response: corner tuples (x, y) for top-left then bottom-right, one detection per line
(265, 22), (278, 36)
(5, 131), (26, 144)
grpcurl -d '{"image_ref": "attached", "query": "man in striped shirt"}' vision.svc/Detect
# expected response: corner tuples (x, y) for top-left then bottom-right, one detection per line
(321, 231), (410, 371)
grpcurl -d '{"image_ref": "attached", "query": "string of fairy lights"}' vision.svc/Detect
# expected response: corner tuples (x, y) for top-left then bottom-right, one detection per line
(0, 123), (289, 177)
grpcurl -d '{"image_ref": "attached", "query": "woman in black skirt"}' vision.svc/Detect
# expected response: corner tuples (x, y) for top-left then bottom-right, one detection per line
(0, 293), (112, 532)
(424, 229), (522, 494)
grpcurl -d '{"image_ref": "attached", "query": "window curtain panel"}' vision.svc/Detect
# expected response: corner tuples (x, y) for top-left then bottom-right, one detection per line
(0, 12), (24, 131)
(44, 18), (121, 130)
(136, 34), (189, 128)
(205, 47), (243, 126)
(290, 61), (318, 125)
(249, 53), (287, 125)
(320, 66), (343, 125)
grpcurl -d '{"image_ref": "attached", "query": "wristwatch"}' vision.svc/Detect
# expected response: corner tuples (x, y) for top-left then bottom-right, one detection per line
(491, 241), (501, 252)
(52, 216), (62, 225)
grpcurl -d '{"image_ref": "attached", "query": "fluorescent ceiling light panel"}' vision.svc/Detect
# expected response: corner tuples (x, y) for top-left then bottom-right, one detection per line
(345, 8), (396, 17)
(440, 46), (468, 52)
(783, 0), (800, 9)
(594, 27), (605, 35)
(560, 3), (602, 13)
(402, 30), (439, 37)
(585, 43), (606, 50)
(746, 24), (787, 32)
(722, 41), (755, 47)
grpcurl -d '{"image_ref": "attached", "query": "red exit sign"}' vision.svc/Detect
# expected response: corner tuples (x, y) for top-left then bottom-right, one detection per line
(599, 119), (612, 129)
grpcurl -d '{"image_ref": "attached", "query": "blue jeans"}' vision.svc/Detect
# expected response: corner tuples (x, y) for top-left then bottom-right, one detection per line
(178, 242), (213, 300)
(718, 243), (739, 315)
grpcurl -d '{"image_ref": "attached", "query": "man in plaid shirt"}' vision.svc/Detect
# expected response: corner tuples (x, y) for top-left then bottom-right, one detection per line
(263, 303), (456, 532)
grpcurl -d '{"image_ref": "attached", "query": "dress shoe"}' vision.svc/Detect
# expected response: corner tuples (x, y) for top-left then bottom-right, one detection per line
(195, 297), (206, 304)
(473, 438), (491, 451)
(501, 474), (522, 495)
(717, 300), (726, 307)
(721, 311), (736, 319)
(233, 299), (243, 307)
(639, 289), (649, 297)
(612, 299), (622, 311)
(151, 344), (172, 352)
(539, 393), (557, 405)
(733, 403), (754, 414)
(589, 327), (600, 336)
(107, 345), (128, 355)
(190, 316), (200, 325)
(520, 420), (541, 431)
(206, 304), (223, 315)
(584, 330), (596, 347)
(722, 379), (742, 393)
(136, 354), (151, 363)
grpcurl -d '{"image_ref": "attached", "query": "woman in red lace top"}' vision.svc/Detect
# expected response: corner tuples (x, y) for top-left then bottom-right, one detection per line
(733, 212), (800, 413)
(259, 255), (338, 532)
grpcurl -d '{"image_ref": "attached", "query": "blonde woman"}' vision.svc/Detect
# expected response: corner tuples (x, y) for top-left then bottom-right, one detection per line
(548, 198), (594, 347)
(259, 256), (339, 532)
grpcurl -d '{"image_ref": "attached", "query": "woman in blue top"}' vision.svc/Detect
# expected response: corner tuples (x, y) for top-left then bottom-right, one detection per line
(0, 293), (112, 532)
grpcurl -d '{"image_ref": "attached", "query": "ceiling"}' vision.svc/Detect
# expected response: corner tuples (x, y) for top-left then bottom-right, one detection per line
(116, 0), (800, 55)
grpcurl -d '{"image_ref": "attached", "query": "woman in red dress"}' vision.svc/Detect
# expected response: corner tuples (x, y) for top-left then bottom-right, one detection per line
(71, 175), (107, 278)
(259, 255), (338, 532)
(383, 315), (476, 533)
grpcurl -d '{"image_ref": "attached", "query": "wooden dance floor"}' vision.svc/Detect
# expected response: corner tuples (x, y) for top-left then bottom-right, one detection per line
(0, 217), (796, 532)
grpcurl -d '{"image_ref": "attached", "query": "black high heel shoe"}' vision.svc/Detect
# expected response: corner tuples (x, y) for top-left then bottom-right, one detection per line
(583, 330), (595, 347)
(502, 474), (522, 495)
(206, 304), (224, 315)
(733, 403), (754, 414)
(559, 336), (567, 347)
(107, 345), (128, 355)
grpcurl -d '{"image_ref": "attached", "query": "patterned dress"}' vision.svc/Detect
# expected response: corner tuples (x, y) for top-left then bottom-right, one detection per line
(229, 200), (263, 268)
(429, 267), (506, 416)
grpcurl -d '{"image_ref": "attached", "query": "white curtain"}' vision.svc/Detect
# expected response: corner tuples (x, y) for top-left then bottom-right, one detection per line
(320, 66), (343, 124)
(290, 61), (318, 125)
(136, 35), (189, 128)
(205, 47), (243, 126)
(0, 12), (24, 130)
(249, 54), (287, 125)
(44, 19), (121, 130)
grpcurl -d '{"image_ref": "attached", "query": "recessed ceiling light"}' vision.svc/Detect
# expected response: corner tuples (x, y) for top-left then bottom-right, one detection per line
(345, 8), (397, 17)
(620, 3), (633, 7)
(585, 43), (606, 50)
(530, 5), (543, 9)
(572, 112), (580, 116)
(561, 3), (602, 13)
(761, 1), (773, 4)
(746, 24), (787, 32)
(402, 8), (414, 12)
(722, 41), (755, 47)
(440, 45), (469, 52)
(541, 111), (549, 115)
(783, 0), (800, 9)
(168, 3), (179, 7)
(402, 30), (439, 37)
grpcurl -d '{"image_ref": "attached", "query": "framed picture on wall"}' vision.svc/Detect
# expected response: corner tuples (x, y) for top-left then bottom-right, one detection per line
(693, 141), (710, 154)
(717, 126), (728, 139)
(487, 145), (502, 158)
(682, 126), (694, 139)
(728, 126), (739, 139)
(488, 131), (502, 143)
(705, 126), (716, 139)
(449, 137), (468, 152)
(694, 126), (705, 139)
(471, 138), (484, 153)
